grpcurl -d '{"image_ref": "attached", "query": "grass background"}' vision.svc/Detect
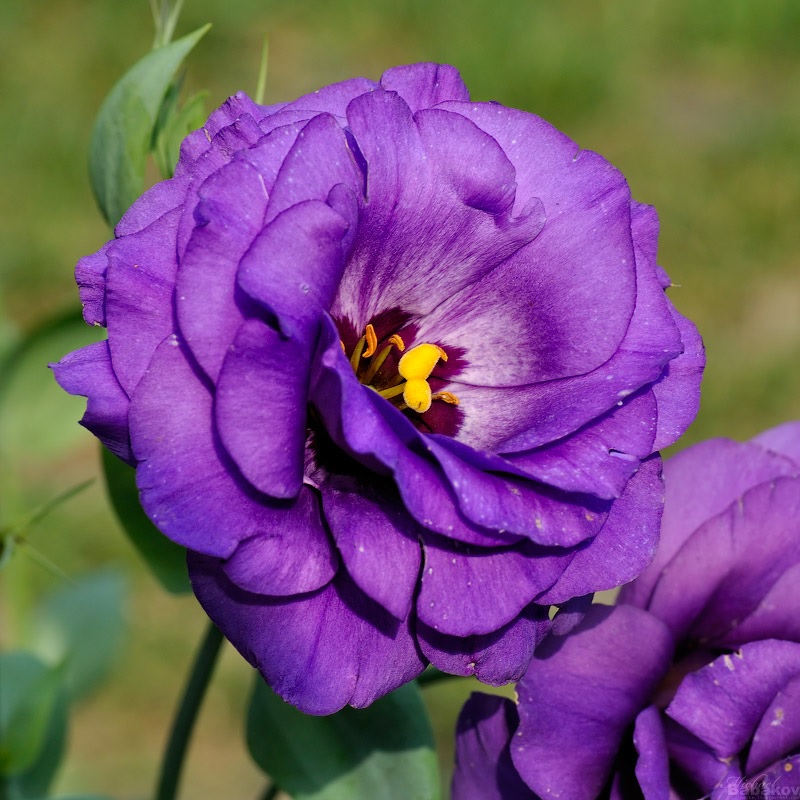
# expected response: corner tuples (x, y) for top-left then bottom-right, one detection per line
(1, 0), (799, 797)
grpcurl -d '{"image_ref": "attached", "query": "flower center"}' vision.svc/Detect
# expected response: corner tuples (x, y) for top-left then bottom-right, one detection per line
(344, 323), (460, 414)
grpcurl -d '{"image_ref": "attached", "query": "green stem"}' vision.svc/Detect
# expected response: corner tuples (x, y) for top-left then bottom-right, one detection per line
(156, 621), (224, 800)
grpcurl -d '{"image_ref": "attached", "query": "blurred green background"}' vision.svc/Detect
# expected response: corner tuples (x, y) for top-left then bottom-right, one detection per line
(1, 0), (799, 797)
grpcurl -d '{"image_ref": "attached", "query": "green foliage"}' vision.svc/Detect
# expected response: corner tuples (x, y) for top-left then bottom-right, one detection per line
(247, 679), (442, 800)
(30, 569), (126, 700)
(0, 652), (67, 794)
(102, 447), (190, 594)
(88, 24), (210, 227)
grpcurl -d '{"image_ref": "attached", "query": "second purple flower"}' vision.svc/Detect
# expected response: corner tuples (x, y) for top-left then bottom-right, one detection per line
(54, 62), (703, 713)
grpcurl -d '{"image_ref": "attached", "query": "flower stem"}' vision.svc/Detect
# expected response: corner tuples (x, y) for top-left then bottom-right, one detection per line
(156, 620), (224, 800)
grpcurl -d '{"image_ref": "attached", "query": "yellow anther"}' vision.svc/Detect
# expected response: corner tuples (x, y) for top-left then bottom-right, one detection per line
(398, 343), (447, 382)
(362, 324), (378, 359)
(340, 340), (346, 353)
(403, 378), (433, 413)
(432, 391), (460, 406)
(388, 334), (405, 352)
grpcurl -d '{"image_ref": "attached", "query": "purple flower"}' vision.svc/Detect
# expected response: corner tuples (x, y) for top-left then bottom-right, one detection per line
(54, 63), (702, 714)
(454, 422), (800, 799)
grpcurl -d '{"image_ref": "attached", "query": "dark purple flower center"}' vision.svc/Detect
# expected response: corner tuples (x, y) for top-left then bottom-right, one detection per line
(335, 309), (466, 438)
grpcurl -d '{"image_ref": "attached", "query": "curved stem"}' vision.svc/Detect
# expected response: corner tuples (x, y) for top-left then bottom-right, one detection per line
(156, 621), (224, 800)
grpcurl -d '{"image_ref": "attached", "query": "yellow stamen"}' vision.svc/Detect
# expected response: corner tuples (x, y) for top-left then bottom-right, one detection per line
(432, 391), (460, 406)
(362, 334), (406, 385)
(340, 340), (346, 353)
(388, 334), (405, 352)
(362, 324), (378, 359)
(403, 378), (433, 413)
(398, 343), (448, 414)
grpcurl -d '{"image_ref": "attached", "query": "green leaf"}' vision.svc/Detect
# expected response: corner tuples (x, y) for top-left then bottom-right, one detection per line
(102, 447), (190, 594)
(0, 653), (65, 780)
(0, 310), (102, 461)
(152, 87), (208, 180)
(88, 24), (210, 227)
(31, 569), (126, 700)
(4, 670), (68, 799)
(246, 679), (442, 800)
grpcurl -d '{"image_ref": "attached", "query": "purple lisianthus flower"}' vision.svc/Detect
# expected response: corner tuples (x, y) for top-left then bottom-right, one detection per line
(54, 63), (702, 714)
(454, 422), (800, 799)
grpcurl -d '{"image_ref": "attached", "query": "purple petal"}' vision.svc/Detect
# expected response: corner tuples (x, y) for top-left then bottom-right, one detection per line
(650, 299), (705, 451)
(418, 604), (551, 684)
(746, 673), (800, 775)
(51, 340), (132, 463)
(633, 705), (671, 800)
(176, 158), (269, 381)
(417, 535), (564, 636)
(428, 438), (608, 546)
(646, 477), (800, 644)
(130, 337), (308, 557)
(320, 481), (421, 621)
(380, 63), (470, 111)
(75, 243), (111, 325)
(452, 693), (536, 800)
(221, 486), (337, 596)
(238, 197), (355, 339)
(175, 112), (267, 258)
(334, 92), (543, 330)
(744, 755), (800, 796)
(754, 420), (800, 467)
(215, 318), (312, 499)
(667, 640), (800, 759)
(621, 438), (799, 611)
(505, 389), (657, 500)
(263, 112), (363, 225)
(188, 553), (426, 714)
(662, 717), (733, 796)
(512, 604), (674, 800)
(105, 208), (180, 396)
(536, 455), (663, 604)
(725, 562), (800, 646)
(280, 77), (378, 119)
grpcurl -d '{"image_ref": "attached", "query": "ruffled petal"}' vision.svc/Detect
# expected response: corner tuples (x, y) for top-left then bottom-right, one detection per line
(646, 477), (800, 644)
(512, 604), (673, 800)
(238, 196), (356, 339)
(321, 479), (421, 621)
(380, 63), (470, 112)
(632, 705), (671, 800)
(754, 420), (800, 467)
(621, 438), (799, 612)
(105, 207), (180, 396)
(417, 535), (564, 636)
(51, 340), (132, 463)
(334, 92), (544, 329)
(176, 158), (269, 381)
(746, 672), (800, 775)
(215, 319), (313, 499)
(189, 553), (426, 715)
(505, 388), (657, 500)
(650, 300), (705, 451)
(75, 243), (111, 325)
(130, 336), (307, 557)
(220, 486), (337, 596)
(667, 640), (800, 759)
(418, 604), (550, 684)
(428, 438), (608, 546)
(536, 455), (663, 604)
(452, 694), (536, 800)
